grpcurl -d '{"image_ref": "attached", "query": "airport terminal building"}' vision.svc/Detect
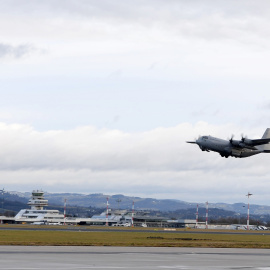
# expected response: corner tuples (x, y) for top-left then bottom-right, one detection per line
(0, 190), (198, 228)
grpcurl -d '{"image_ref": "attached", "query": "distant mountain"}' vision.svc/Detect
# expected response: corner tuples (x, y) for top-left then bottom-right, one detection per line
(8, 191), (270, 215)
(2, 192), (28, 204)
(210, 202), (270, 215)
(2, 191), (270, 223)
(1, 192), (104, 217)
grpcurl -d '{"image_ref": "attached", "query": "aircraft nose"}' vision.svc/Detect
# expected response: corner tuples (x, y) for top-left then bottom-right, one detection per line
(186, 141), (197, 144)
(186, 136), (201, 145)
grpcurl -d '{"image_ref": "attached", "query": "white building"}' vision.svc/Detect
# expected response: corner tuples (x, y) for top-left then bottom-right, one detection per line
(15, 190), (65, 224)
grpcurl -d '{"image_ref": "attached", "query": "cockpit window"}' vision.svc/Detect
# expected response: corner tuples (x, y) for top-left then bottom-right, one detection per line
(202, 136), (208, 139)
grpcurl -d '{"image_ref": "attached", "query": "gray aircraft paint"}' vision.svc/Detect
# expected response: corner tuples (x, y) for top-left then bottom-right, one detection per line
(187, 128), (270, 158)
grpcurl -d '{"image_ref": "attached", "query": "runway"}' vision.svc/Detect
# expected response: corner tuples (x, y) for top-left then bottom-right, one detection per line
(1, 246), (270, 269)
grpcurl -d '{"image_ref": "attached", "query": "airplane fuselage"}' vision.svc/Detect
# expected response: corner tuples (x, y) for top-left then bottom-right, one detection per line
(197, 136), (262, 158)
(187, 129), (270, 158)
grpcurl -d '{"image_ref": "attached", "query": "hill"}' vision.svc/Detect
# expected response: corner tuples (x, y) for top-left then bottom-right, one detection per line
(7, 191), (270, 215)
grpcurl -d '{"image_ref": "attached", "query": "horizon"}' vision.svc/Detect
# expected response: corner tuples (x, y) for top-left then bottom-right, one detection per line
(7, 189), (262, 207)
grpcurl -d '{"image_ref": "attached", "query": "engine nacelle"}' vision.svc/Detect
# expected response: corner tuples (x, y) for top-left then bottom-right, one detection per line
(230, 140), (240, 147)
(242, 138), (252, 145)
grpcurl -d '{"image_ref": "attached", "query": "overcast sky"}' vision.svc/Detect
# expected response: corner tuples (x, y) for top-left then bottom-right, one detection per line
(1, 0), (270, 205)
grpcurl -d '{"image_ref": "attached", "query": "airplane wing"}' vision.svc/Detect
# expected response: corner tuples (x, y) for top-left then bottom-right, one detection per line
(249, 138), (270, 146)
(231, 138), (270, 150)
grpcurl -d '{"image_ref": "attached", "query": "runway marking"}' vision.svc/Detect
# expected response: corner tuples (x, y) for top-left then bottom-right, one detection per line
(1, 266), (141, 269)
(158, 267), (189, 269)
(0, 268), (191, 270)
(4, 263), (265, 270)
(0, 268), (127, 270)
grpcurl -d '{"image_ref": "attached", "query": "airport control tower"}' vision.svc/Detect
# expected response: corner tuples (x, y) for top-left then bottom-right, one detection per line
(27, 190), (48, 210)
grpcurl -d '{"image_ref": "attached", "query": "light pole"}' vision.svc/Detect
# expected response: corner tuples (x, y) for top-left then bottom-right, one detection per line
(64, 199), (67, 226)
(0, 188), (4, 224)
(106, 197), (109, 226)
(246, 192), (253, 230)
(132, 201), (134, 227)
(196, 204), (199, 228)
(205, 201), (208, 229)
(0, 188), (4, 215)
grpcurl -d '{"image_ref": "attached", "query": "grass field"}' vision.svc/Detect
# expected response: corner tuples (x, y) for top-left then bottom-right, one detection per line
(1, 226), (270, 248)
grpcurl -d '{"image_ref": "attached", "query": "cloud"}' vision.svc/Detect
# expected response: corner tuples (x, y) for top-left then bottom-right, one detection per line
(2, 1), (270, 46)
(0, 121), (265, 172)
(1, 0), (270, 83)
(0, 121), (270, 204)
(0, 43), (37, 59)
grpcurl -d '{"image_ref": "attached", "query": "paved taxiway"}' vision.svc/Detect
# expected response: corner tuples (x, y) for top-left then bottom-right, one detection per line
(0, 226), (269, 235)
(1, 246), (270, 269)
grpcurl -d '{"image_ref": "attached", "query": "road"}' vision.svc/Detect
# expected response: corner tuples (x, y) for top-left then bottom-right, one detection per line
(1, 246), (270, 269)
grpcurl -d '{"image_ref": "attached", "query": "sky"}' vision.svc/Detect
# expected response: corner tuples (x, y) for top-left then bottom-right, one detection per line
(1, 0), (270, 205)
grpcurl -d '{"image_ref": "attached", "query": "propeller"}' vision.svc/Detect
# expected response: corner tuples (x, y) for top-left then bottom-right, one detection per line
(229, 134), (234, 144)
(228, 133), (256, 150)
(241, 133), (247, 143)
(186, 135), (200, 144)
(240, 134), (254, 147)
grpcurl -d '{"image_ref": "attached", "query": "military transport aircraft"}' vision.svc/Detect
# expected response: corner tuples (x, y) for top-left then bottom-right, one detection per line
(187, 128), (270, 158)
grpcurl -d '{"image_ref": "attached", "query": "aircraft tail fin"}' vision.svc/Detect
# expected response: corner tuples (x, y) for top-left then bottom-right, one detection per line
(258, 128), (270, 152)
(262, 128), (270, 139)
